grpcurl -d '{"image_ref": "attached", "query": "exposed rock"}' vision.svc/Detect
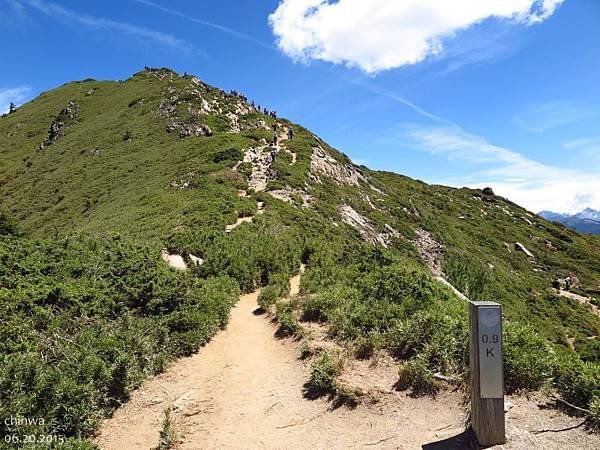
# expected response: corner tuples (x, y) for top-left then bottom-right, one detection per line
(413, 228), (445, 276)
(310, 147), (367, 186)
(522, 217), (534, 226)
(515, 242), (534, 258)
(339, 205), (398, 248)
(369, 184), (386, 196)
(239, 145), (272, 192)
(188, 254), (204, 266)
(483, 187), (495, 196)
(158, 98), (177, 117)
(268, 186), (313, 208)
(226, 112), (241, 133)
(361, 193), (384, 212)
(241, 119), (271, 132)
(340, 205), (386, 246)
(39, 101), (78, 150)
(160, 248), (187, 271)
(167, 122), (212, 138)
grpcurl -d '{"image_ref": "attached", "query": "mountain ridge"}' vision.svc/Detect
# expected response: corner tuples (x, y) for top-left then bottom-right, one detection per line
(539, 208), (600, 235)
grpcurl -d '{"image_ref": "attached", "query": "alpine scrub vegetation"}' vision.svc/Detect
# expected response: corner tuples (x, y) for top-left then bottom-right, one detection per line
(1, 66), (600, 438)
(0, 228), (238, 445)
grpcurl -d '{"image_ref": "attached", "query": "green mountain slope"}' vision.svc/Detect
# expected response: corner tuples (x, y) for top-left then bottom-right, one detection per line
(1, 68), (600, 442)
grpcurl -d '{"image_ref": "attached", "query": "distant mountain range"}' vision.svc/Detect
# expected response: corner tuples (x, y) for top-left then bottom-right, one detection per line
(538, 208), (600, 235)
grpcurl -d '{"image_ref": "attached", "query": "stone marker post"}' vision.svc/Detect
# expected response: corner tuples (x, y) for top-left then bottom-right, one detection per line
(469, 301), (506, 446)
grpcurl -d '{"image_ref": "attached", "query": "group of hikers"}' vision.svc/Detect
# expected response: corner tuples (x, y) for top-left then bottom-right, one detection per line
(227, 90), (279, 118)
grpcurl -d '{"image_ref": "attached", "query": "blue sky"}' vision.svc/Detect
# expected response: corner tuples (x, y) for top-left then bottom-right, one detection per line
(1, 0), (599, 213)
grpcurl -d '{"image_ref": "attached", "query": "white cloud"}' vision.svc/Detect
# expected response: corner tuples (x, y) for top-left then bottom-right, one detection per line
(514, 101), (593, 133)
(268, 0), (564, 73)
(0, 86), (31, 114)
(401, 124), (600, 213)
(22, 0), (193, 53)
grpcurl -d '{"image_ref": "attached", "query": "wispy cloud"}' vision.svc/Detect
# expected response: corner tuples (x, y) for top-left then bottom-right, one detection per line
(398, 124), (600, 213)
(514, 101), (594, 133)
(343, 76), (455, 126)
(432, 22), (519, 75)
(562, 137), (600, 163)
(130, 0), (273, 50)
(21, 0), (193, 53)
(0, 86), (31, 114)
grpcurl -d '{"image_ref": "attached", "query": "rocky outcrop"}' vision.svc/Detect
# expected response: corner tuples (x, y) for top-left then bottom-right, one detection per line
(268, 186), (314, 208)
(239, 145), (272, 192)
(339, 205), (399, 248)
(310, 147), (367, 186)
(167, 122), (212, 138)
(160, 248), (187, 271)
(413, 228), (445, 276)
(39, 101), (78, 150)
(515, 242), (534, 258)
(188, 254), (204, 266)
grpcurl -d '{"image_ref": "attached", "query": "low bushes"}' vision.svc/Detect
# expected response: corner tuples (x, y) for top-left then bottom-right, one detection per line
(397, 358), (441, 396)
(257, 272), (290, 310)
(553, 355), (600, 423)
(309, 353), (340, 392)
(275, 302), (300, 336)
(503, 322), (556, 392)
(0, 233), (238, 442)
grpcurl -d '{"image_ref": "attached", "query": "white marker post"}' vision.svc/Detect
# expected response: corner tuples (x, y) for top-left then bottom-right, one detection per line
(469, 301), (506, 446)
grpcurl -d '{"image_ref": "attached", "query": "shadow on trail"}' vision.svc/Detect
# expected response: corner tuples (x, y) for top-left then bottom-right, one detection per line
(422, 429), (478, 449)
(301, 381), (359, 410)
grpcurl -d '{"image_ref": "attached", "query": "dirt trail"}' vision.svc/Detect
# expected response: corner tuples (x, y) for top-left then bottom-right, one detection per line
(277, 126), (296, 165)
(96, 287), (464, 450)
(225, 202), (266, 233)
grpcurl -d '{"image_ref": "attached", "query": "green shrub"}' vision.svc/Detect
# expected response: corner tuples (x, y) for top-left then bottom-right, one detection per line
(213, 147), (242, 164)
(353, 333), (380, 359)
(300, 285), (356, 322)
(396, 359), (441, 396)
(257, 272), (290, 310)
(275, 302), (300, 336)
(504, 322), (557, 392)
(309, 353), (340, 392)
(553, 355), (600, 412)
(444, 253), (490, 300)
(590, 396), (600, 425)
(0, 212), (19, 236)
(156, 407), (177, 450)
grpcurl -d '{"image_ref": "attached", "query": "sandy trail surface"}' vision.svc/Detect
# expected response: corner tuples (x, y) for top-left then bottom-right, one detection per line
(96, 285), (463, 450)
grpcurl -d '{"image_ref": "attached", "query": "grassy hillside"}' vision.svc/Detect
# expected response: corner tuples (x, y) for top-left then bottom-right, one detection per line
(1, 68), (600, 444)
